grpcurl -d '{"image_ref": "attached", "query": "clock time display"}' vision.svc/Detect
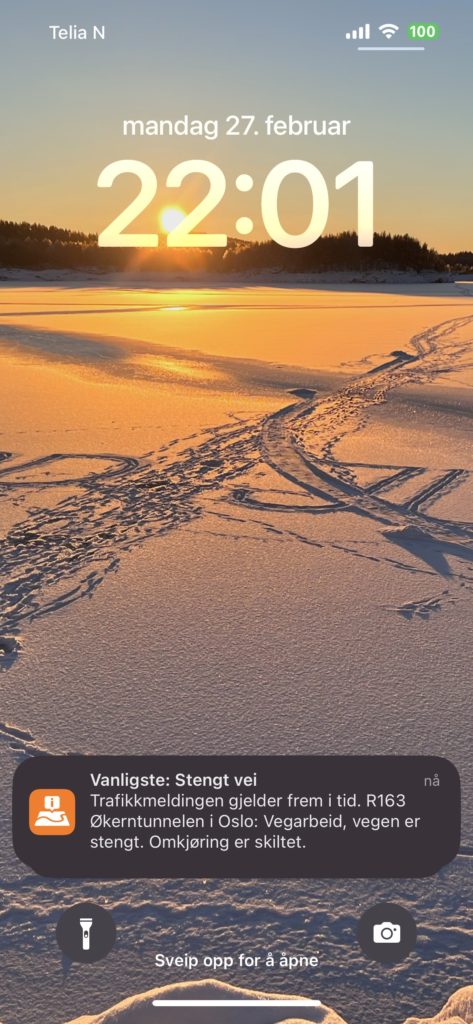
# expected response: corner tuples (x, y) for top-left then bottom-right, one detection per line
(97, 159), (374, 250)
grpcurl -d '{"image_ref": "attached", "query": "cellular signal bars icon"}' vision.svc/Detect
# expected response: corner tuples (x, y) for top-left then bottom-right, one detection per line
(346, 23), (370, 40)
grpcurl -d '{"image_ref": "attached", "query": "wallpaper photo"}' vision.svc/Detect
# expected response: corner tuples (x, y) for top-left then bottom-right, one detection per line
(0, 2), (472, 1023)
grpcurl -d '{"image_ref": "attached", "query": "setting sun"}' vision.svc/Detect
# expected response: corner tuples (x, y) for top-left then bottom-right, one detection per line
(159, 206), (186, 234)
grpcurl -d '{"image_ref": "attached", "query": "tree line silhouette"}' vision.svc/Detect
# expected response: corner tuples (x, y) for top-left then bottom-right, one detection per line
(0, 220), (471, 274)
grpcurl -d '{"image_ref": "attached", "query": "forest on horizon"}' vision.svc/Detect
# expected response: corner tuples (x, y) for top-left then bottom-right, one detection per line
(0, 220), (472, 274)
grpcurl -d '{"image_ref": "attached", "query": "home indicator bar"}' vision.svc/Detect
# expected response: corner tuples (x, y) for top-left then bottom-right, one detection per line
(152, 999), (322, 1008)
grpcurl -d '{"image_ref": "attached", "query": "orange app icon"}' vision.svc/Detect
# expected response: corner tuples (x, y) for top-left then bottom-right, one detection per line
(29, 789), (76, 836)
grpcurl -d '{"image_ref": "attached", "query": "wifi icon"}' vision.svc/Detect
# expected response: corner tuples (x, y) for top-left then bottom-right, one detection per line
(379, 23), (399, 39)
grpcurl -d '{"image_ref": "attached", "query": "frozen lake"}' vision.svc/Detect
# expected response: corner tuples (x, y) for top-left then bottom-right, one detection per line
(0, 282), (472, 1024)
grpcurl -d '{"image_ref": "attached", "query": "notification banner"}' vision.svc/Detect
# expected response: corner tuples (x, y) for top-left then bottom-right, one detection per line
(12, 755), (460, 879)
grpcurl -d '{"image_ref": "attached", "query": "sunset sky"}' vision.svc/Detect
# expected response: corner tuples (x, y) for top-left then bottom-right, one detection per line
(1, 0), (472, 251)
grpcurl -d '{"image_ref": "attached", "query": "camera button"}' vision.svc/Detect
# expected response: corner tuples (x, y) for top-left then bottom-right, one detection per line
(357, 902), (417, 963)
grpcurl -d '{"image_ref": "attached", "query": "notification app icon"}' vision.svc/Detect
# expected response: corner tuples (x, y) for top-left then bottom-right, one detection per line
(29, 789), (76, 836)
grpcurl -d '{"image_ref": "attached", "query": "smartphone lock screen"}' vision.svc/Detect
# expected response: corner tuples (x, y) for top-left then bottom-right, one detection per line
(0, 3), (471, 1024)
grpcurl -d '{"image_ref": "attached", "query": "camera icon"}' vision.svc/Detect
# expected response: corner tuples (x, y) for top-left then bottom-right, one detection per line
(373, 922), (401, 944)
(358, 904), (415, 963)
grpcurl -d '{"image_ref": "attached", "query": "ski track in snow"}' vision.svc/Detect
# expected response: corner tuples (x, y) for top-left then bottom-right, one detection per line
(1, 315), (473, 670)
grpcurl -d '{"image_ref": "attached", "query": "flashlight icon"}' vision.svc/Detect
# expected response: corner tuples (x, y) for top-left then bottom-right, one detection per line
(57, 904), (115, 962)
(79, 917), (93, 951)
